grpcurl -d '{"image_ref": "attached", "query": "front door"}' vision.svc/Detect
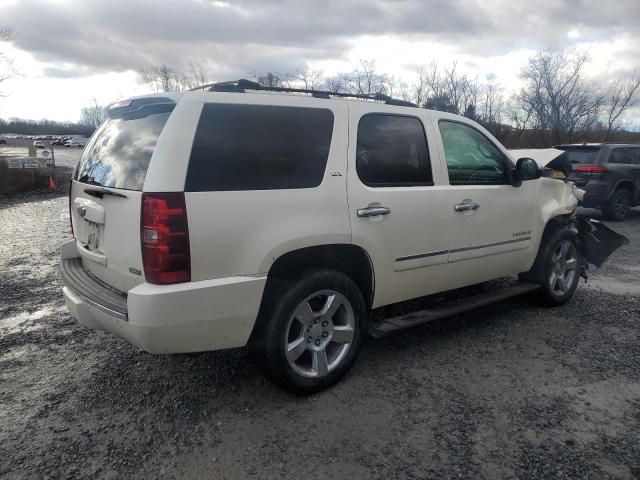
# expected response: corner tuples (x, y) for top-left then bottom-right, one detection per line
(435, 118), (536, 288)
(347, 104), (451, 308)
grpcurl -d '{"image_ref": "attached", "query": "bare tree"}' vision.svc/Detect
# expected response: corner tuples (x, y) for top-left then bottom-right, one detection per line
(412, 62), (477, 115)
(515, 50), (604, 145)
(407, 67), (431, 106)
(603, 73), (640, 141)
(184, 62), (209, 89)
(139, 64), (182, 92)
(477, 74), (505, 130)
(0, 26), (17, 94)
(294, 67), (323, 90)
(346, 60), (388, 95)
(138, 62), (209, 92)
(79, 99), (105, 128)
(323, 73), (349, 93)
(254, 71), (287, 88)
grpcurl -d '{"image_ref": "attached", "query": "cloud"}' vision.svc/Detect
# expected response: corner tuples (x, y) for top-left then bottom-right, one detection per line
(2, 0), (635, 81)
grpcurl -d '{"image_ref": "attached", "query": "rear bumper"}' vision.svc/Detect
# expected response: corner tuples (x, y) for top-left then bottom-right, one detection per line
(571, 180), (611, 207)
(60, 241), (267, 353)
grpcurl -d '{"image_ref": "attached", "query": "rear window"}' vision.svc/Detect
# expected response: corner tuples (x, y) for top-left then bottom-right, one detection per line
(557, 147), (601, 165)
(74, 110), (172, 191)
(186, 104), (334, 191)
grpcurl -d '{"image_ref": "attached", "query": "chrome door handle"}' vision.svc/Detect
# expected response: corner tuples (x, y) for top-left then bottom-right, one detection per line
(357, 206), (391, 217)
(454, 201), (480, 212)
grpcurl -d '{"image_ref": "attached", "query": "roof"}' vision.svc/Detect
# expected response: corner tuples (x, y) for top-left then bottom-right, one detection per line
(190, 79), (418, 108)
(555, 143), (640, 149)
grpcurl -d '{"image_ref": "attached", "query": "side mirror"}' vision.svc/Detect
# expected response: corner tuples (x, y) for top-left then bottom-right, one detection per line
(513, 157), (542, 186)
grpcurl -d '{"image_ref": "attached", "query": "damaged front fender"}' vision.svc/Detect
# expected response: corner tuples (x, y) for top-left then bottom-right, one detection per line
(576, 217), (629, 268)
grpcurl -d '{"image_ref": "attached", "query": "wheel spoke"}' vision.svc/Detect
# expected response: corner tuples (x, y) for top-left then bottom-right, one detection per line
(558, 242), (568, 259)
(549, 271), (557, 289)
(286, 337), (307, 363)
(294, 301), (315, 326)
(312, 349), (329, 376)
(332, 326), (355, 344)
(557, 274), (567, 292)
(565, 258), (577, 271)
(321, 293), (344, 319)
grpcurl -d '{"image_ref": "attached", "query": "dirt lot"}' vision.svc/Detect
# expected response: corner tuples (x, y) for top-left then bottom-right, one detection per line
(0, 191), (638, 479)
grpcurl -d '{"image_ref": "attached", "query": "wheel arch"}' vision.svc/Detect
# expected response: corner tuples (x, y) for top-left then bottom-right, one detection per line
(261, 244), (375, 309)
(248, 243), (375, 349)
(610, 179), (636, 201)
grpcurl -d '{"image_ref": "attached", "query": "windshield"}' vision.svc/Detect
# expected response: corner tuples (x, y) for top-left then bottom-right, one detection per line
(74, 111), (172, 190)
(556, 146), (600, 165)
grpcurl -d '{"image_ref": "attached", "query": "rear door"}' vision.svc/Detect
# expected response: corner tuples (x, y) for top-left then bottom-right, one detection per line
(608, 148), (640, 200)
(434, 117), (536, 287)
(70, 98), (177, 292)
(347, 104), (451, 308)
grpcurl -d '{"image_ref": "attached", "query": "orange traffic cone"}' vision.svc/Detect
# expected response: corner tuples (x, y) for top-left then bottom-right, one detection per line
(49, 176), (56, 190)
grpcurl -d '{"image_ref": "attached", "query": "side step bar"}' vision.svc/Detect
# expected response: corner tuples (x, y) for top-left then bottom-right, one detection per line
(368, 282), (540, 338)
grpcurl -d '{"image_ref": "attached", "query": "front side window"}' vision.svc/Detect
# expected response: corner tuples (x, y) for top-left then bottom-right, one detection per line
(439, 120), (509, 185)
(186, 104), (334, 191)
(356, 114), (432, 187)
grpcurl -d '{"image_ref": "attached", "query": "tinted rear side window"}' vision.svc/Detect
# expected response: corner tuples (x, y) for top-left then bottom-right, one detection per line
(74, 111), (172, 191)
(609, 148), (638, 164)
(356, 114), (432, 187)
(186, 104), (334, 191)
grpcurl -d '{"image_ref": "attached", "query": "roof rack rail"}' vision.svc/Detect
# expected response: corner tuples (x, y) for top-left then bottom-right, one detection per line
(189, 79), (417, 107)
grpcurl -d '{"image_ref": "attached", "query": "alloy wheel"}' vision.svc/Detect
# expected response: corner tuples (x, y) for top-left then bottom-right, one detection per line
(549, 240), (578, 296)
(284, 290), (356, 379)
(614, 190), (631, 219)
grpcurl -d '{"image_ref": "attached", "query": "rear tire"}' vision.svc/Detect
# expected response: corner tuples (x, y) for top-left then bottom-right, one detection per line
(603, 187), (632, 221)
(249, 269), (366, 394)
(520, 228), (581, 306)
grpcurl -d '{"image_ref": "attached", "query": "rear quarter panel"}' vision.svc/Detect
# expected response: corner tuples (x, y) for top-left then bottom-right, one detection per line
(185, 95), (351, 281)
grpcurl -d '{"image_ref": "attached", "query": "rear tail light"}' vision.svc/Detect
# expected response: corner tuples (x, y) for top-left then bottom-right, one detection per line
(141, 193), (190, 285)
(68, 179), (74, 235)
(575, 165), (606, 174)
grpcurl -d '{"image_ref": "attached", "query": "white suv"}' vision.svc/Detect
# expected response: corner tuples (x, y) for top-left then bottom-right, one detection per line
(61, 80), (626, 393)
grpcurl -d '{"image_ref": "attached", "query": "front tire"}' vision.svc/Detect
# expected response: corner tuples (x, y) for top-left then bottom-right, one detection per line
(521, 228), (581, 306)
(603, 188), (632, 221)
(250, 269), (366, 394)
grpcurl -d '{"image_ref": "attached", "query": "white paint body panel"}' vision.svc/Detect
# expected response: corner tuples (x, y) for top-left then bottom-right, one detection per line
(62, 91), (581, 354)
(64, 272), (266, 353)
(347, 104), (452, 308)
(186, 94), (351, 281)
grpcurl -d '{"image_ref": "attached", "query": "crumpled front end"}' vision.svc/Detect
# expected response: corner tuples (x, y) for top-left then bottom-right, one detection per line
(537, 163), (628, 271)
(576, 217), (630, 268)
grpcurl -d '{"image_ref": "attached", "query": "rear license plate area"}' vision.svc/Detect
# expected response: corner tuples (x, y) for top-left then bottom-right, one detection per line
(77, 220), (103, 253)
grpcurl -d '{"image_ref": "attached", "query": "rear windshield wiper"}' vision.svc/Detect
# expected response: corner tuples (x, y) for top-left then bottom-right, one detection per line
(84, 187), (128, 199)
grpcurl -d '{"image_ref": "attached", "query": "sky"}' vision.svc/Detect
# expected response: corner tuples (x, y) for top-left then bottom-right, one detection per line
(1, 0), (640, 123)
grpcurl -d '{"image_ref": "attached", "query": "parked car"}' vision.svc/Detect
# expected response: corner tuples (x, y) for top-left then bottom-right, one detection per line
(557, 143), (640, 220)
(64, 140), (84, 148)
(60, 82), (627, 393)
(33, 140), (45, 148)
(0, 137), (6, 144)
(51, 139), (64, 145)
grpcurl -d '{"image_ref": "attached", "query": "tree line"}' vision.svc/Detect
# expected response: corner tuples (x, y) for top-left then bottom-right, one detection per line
(2, 45), (639, 147)
(0, 117), (94, 136)
(137, 50), (640, 148)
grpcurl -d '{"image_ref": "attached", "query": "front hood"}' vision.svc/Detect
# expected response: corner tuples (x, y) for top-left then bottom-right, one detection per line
(511, 148), (572, 177)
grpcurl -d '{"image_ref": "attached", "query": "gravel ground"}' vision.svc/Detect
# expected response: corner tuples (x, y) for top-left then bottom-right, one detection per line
(0, 193), (638, 480)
